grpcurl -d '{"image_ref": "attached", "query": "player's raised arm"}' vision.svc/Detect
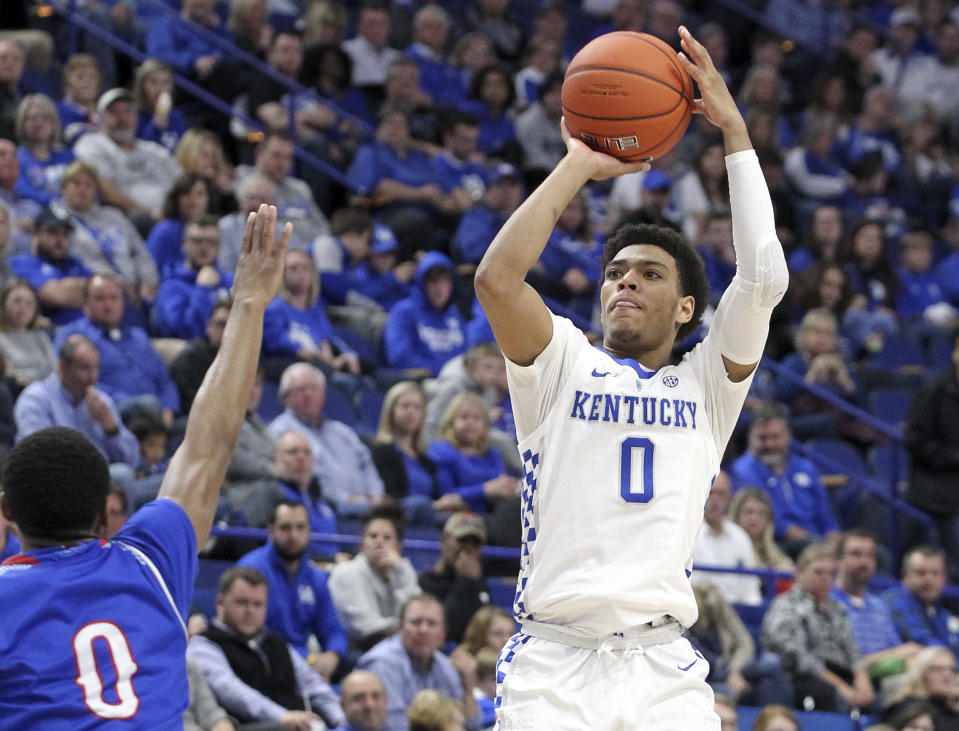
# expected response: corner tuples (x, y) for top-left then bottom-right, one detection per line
(474, 124), (649, 366)
(158, 205), (291, 545)
(677, 25), (788, 382)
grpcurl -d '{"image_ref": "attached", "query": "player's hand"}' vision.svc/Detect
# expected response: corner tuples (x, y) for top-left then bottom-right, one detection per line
(677, 26), (744, 133)
(279, 710), (321, 730)
(232, 204), (291, 308)
(561, 118), (650, 181)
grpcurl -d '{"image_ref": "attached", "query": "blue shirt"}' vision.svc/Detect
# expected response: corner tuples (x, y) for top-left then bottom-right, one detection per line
(882, 584), (959, 654)
(237, 543), (348, 660)
(153, 264), (233, 339)
(346, 141), (439, 198)
(137, 108), (188, 154)
(730, 452), (839, 539)
(426, 440), (505, 513)
(357, 634), (474, 731)
(14, 373), (141, 468)
(9, 252), (92, 325)
(146, 219), (185, 280)
(0, 499), (198, 729)
(145, 16), (232, 73)
(277, 477), (339, 557)
(460, 100), (517, 154)
(831, 587), (904, 656)
(262, 297), (351, 359)
(15, 146), (76, 205)
(896, 267), (948, 319)
(453, 205), (508, 265)
(54, 317), (180, 412)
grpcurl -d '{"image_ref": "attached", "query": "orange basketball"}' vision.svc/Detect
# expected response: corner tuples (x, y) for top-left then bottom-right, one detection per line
(562, 31), (694, 162)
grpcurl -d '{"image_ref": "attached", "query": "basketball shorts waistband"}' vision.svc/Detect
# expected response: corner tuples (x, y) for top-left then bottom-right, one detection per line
(519, 617), (683, 651)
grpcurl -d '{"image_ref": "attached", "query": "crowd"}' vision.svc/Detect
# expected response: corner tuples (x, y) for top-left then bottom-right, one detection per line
(4, 0), (959, 727)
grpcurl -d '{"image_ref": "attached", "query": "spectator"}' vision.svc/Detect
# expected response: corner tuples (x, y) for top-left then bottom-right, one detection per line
(371, 381), (445, 527)
(227, 0), (273, 58)
(132, 59), (187, 155)
(187, 566), (345, 729)
(0, 39), (24, 140)
(0, 278), (56, 390)
(342, 2), (401, 92)
(730, 403), (840, 557)
(673, 141), (730, 242)
(8, 204), (91, 325)
(147, 173), (216, 279)
(128, 413), (168, 479)
(792, 262), (853, 328)
(0, 137), (39, 254)
(841, 219), (900, 352)
(404, 4), (463, 106)
(183, 656), (233, 731)
(448, 34), (496, 97)
(269, 430), (338, 553)
(514, 70), (565, 175)
(218, 173), (277, 273)
(831, 529), (921, 684)
(238, 501), (348, 679)
(0, 512), (20, 561)
(883, 699), (939, 731)
(883, 545), (959, 654)
(452, 162), (524, 267)
(751, 705), (799, 731)
(834, 85), (901, 176)
(426, 393), (519, 516)
(356, 594), (479, 731)
(236, 131), (330, 245)
(74, 88), (180, 228)
(169, 299), (230, 413)
(784, 115), (849, 207)
(14, 334), (140, 472)
(300, 43), (375, 131)
(175, 128), (237, 217)
(100, 484), (129, 540)
(53, 272), (179, 427)
(895, 231), (957, 330)
(0, 342), (16, 450)
(904, 326), (959, 566)
(462, 64), (519, 162)
(336, 669), (389, 731)
(454, 605), (514, 661)
(59, 161), (159, 305)
(689, 579), (792, 707)
(463, 0), (525, 64)
(714, 693), (738, 731)
(383, 252), (467, 378)
(419, 512), (491, 644)
(513, 34), (562, 111)
(761, 542), (875, 713)
(153, 214), (234, 340)
(883, 647), (959, 729)
(268, 363), (384, 516)
(788, 204), (845, 272)
(262, 248), (361, 375)
(871, 8), (939, 121)
(329, 504), (421, 651)
(692, 471), (763, 606)
(406, 689), (467, 731)
(470, 647), (497, 730)
(57, 53), (99, 146)
(13, 94), (75, 206)
(431, 112), (487, 218)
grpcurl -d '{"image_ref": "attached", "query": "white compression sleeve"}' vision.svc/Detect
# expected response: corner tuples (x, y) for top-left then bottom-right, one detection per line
(710, 149), (789, 365)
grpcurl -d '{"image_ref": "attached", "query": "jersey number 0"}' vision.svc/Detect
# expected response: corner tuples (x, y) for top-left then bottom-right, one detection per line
(620, 437), (654, 503)
(73, 621), (140, 719)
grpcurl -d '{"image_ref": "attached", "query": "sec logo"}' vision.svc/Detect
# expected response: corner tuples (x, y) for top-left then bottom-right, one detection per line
(663, 375), (679, 388)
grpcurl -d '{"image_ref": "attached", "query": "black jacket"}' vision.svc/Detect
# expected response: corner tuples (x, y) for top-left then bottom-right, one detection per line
(904, 364), (959, 516)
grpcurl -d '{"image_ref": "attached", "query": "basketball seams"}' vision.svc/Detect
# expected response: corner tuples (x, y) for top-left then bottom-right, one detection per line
(564, 65), (685, 97)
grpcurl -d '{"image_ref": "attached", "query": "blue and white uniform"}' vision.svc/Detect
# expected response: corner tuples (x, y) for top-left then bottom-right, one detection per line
(0, 499), (197, 729)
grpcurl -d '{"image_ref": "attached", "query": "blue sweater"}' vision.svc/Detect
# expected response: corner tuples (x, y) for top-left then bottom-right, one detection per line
(426, 440), (505, 513)
(14, 147), (75, 205)
(146, 219), (185, 280)
(145, 17), (232, 73)
(152, 264), (233, 339)
(261, 297), (351, 358)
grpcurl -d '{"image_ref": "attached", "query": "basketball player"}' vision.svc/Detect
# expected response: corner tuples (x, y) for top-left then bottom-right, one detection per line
(0, 206), (291, 728)
(475, 27), (788, 729)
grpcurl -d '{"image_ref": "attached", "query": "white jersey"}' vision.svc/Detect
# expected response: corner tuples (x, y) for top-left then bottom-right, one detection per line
(505, 314), (752, 635)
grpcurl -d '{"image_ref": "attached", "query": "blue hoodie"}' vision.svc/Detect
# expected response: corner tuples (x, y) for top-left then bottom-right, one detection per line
(383, 252), (466, 376)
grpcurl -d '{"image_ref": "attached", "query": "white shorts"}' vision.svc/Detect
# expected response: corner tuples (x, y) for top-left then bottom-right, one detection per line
(494, 624), (720, 731)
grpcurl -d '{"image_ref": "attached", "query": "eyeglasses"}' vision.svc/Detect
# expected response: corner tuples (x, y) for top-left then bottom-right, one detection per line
(926, 664), (958, 674)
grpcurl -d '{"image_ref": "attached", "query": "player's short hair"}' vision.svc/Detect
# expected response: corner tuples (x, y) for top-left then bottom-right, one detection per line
(217, 566), (268, 596)
(361, 502), (405, 542)
(600, 223), (709, 341)
(2, 427), (110, 540)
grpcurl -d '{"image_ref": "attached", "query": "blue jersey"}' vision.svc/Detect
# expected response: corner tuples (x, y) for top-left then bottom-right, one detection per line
(0, 499), (198, 729)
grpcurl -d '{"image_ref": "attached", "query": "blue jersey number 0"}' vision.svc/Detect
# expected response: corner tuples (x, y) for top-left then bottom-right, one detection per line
(620, 437), (654, 503)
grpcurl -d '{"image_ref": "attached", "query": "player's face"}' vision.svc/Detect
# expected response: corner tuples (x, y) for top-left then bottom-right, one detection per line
(391, 389), (424, 437)
(340, 672), (388, 729)
(60, 343), (100, 397)
(400, 599), (445, 663)
(486, 615), (515, 652)
(748, 418), (790, 468)
(218, 579), (268, 639)
(798, 556), (837, 602)
(904, 554), (947, 603)
(85, 276), (125, 327)
(452, 401), (487, 449)
(599, 244), (693, 359)
(838, 536), (876, 586)
(270, 504), (311, 561)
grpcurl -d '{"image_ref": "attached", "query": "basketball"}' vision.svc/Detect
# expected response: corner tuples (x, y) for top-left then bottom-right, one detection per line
(562, 31), (694, 162)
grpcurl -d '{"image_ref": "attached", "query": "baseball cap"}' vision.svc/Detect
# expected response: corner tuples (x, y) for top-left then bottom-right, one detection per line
(642, 170), (672, 191)
(371, 224), (399, 254)
(35, 204), (74, 231)
(487, 162), (522, 186)
(96, 87), (134, 115)
(443, 512), (486, 542)
(889, 7), (921, 27)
